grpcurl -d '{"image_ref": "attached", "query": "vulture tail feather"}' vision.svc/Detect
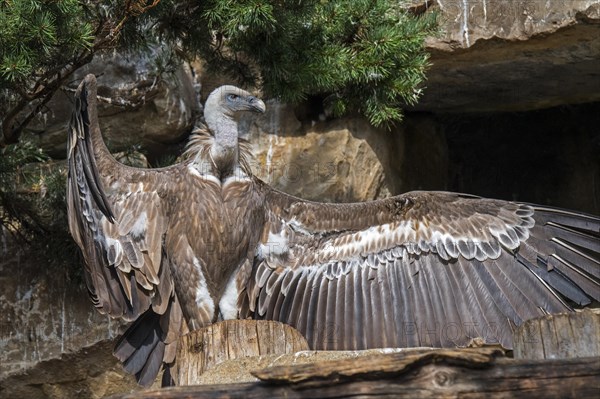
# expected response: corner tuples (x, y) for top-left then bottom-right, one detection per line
(114, 310), (166, 387)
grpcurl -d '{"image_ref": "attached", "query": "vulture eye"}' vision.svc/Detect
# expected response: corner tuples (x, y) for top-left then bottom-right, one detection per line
(226, 94), (239, 101)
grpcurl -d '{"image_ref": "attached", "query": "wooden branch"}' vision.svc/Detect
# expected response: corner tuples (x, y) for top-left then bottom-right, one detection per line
(175, 320), (309, 386)
(513, 309), (600, 360)
(112, 349), (600, 399)
(251, 347), (503, 386)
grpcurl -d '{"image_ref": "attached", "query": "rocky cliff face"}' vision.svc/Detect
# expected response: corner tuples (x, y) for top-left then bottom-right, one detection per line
(1, 1), (599, 397)
(416, 0), (600, 113)
(24, 50), (199, 160)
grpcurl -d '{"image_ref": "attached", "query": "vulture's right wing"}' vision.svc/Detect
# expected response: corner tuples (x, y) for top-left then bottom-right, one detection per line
(241, 184), (599, 350)
(67, 75), (183, 386)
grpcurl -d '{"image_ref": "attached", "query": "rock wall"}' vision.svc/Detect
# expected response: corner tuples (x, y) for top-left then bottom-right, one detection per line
(25, 50), (199, 160)
(0, 231), (125, 378)
(1, 0), (599, 397)
(248, 104), (403, 201)
(246, 105), (451, 201)
(416, 0), (600, 112)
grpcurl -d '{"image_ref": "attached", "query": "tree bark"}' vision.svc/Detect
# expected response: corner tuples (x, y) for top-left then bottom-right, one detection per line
(513, 309), (600, 360)
(174, 319), (309, 386)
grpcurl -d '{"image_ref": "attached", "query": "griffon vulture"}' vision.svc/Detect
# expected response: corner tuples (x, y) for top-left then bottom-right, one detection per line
(67, 74), (599, 386)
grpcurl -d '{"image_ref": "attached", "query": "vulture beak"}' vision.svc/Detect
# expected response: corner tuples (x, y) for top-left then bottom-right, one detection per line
(247, 96), (266, 113)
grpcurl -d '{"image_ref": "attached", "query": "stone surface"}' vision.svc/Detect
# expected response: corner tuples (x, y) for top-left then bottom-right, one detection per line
(25, 50), (199, 160)
(0, 339), (147, 399)
(0, 230), (125, 377)
(245, 103), (403, 201)
(245, 107), (448, 202)
(413, 0), (600, 112)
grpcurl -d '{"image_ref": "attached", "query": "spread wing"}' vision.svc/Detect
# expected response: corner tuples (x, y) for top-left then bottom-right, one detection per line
(67, 75), (183, 386)
(240, 183), (600, 350)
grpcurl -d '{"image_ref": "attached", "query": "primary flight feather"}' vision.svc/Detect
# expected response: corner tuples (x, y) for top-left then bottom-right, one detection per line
(67, 74), (600, 386)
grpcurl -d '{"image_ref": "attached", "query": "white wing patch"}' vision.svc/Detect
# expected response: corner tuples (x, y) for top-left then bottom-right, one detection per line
(192, 256), (215, 315)
(222, 167), (252, 186)
(187, 164), (221, 185)
(257, 229), (289, 258)
(218, 272), (240, 320)
(289, 216), (313, 235)
(129, 211), (148, 238)
(104, 236), (123, 266)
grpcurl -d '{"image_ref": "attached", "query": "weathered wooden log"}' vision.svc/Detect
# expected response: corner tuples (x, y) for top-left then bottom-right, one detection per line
(250, 347), (503, 386)
(513, 309), (600, 360)
(112, 348), (600, 398)
(175, 319), (309, 386)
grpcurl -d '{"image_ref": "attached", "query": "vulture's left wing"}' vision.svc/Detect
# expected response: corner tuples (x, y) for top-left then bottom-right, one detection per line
(67, 76), (173, 320)
(67, 76), (183, 386)
(240, 183), (599, 350)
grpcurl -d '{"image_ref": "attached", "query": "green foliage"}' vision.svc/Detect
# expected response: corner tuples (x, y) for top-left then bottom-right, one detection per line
(220, 0), (437, 127)
(1, 0), (437, 141)
(0, 0), (163, 145)
(1, 0), (96, 147)
(0, 0), (93, 84)
(0, 140), (48, 240)
(142, 0), (438, 127)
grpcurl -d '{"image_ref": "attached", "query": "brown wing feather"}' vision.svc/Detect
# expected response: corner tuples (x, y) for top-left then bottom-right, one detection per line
(68, 75), (185, 387)
(241, 186), (599, 350)
(68, 75), (172, 320)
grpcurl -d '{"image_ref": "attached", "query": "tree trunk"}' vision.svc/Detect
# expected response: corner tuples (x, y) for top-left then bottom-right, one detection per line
(174, 319), (309, 386)
(513, 309), (600, 360)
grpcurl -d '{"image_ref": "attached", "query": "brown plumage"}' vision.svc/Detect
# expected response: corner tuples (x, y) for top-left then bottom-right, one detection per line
(68, 74), (600, 387)
(67, 76), (266, 385)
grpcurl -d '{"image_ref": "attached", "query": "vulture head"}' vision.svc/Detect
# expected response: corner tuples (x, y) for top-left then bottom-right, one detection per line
(205, 85), (266, 119)
(203, 86), (265, 177)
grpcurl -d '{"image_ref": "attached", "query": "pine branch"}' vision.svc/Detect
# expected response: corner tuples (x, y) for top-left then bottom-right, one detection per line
(1, 0), (164, 147)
